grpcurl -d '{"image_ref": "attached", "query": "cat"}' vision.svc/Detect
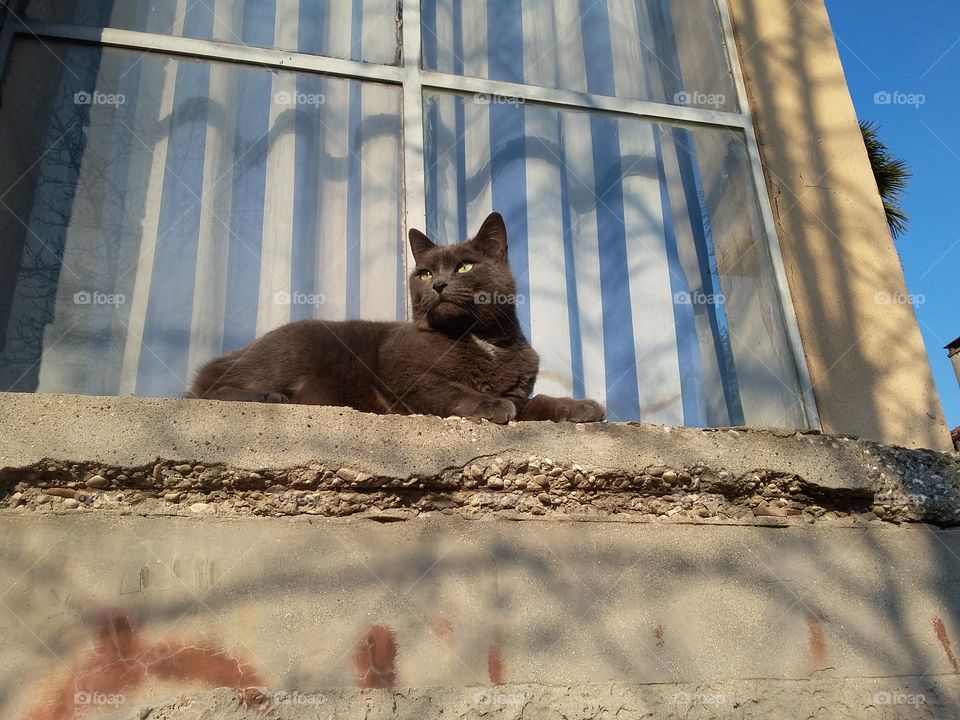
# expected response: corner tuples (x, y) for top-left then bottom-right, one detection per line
(188, 212), (605, 424)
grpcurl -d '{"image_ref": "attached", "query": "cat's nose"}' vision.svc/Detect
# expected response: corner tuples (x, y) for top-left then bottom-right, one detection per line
(432, 279), (448, 294)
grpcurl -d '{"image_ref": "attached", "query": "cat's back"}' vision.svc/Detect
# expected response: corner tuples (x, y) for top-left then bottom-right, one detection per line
(283, 318), (398, 346)
(191, 319), (401, 399)
(265, 318), (402, 365)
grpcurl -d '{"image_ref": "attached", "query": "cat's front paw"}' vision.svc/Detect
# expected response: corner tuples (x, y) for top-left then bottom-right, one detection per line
(256, 391), (290, 403)
(521, 395), (605, 422)
(459, 397), (517, 424)
(556, 398), (606, 422)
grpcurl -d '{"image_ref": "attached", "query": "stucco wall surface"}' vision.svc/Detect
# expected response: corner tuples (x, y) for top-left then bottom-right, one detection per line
(728, 0), (952, 451)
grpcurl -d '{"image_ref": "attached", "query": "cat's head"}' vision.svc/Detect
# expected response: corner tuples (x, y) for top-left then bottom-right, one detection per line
(408, 212), (519, 338)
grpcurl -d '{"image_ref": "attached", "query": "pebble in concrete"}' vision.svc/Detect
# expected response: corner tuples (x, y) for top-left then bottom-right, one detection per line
(85, 475), (110, 489)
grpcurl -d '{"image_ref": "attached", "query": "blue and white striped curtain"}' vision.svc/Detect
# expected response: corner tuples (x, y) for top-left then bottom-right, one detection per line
(24, 0), (400, 64)
(0, 20), (403, 396)
(421, 0), (739, 112)
(0, 0), (809, 429)
(420, 0), (807, 428)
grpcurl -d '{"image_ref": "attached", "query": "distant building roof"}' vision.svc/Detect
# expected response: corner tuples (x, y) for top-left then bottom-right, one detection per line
(946, 336), (960, 356)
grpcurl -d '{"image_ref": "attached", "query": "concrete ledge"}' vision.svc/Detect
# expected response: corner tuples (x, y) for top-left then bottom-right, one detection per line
(1, 393), (958, 524)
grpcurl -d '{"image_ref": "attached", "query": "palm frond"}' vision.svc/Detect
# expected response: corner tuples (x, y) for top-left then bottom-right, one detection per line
(860, 120), (912, 238)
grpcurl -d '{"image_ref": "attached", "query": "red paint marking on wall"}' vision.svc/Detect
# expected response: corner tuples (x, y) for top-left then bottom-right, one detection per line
(806, 612), (830, 670)
(933, 617), (960, 673)
(430, 615), (454, 642)
(27, 610), (262, 720)
(487, 642), (505, 685)
(654, 625), (665, 647)
(353, 625), (397, 689)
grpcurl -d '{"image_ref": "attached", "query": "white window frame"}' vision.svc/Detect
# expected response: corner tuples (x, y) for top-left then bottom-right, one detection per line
(0, 0), (821, 429)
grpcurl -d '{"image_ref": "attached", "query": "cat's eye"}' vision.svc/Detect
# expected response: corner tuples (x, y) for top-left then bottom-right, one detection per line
(456, 262), (474, 274)
(417, 269), (433, 281)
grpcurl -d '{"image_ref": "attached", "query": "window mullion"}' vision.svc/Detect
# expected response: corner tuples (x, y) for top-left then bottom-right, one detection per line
(419, 70), (752, 131)
(401, 0), (426, 321)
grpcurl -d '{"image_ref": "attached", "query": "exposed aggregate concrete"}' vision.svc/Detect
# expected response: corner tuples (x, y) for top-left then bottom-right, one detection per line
(2, 437), (957, 527)
(1, 393), (957, 525)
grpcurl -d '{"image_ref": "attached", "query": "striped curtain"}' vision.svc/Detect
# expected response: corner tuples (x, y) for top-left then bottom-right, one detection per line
(0, 0), (810, 429)
(0, 24), (403, 396)
(24, 0), (400, 64)
(420, 0), (807, 428)
(421, 0), (738, 112)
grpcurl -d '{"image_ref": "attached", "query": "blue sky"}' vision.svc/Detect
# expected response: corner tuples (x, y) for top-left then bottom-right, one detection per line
(824, 1), (960, 430)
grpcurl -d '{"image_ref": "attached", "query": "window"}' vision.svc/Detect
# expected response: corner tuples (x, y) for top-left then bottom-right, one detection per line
(0, 0), (818, 429)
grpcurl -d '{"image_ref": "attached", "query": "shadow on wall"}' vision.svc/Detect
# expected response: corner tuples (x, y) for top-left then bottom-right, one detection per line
(730, 0), (951, 451)
(1, 518), (958, 719)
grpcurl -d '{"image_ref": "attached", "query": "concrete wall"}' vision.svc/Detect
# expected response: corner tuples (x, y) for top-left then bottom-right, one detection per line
(728, 0), (953, 452)
(1, 394), (959, 719)
(3, 515), (960, 719)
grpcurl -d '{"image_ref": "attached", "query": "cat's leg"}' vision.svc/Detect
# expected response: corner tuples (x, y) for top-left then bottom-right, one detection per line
(517, 394), (605, 422)
(450, 394), (517, 424)
(191, 386), (290, 403)
(188, 352), (290, 403)
(398, 380), (517, 423)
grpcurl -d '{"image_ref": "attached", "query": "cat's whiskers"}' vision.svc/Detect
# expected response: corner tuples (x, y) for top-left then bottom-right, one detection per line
(489, 303), (517, 334)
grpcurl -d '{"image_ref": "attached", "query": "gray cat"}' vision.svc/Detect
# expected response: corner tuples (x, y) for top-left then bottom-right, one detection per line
(189, 212), (605, 423)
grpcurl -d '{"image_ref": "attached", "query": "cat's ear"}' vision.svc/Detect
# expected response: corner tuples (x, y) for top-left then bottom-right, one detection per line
(471, 212), (508, 261)
(408, 228), (436, 262)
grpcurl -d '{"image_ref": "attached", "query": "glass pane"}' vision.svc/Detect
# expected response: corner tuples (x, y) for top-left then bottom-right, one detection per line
(423, 91), (806, 428)
(24, 0), (401, 65)
(0, 39), (404, 397)
(422, 0), (738, 112)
